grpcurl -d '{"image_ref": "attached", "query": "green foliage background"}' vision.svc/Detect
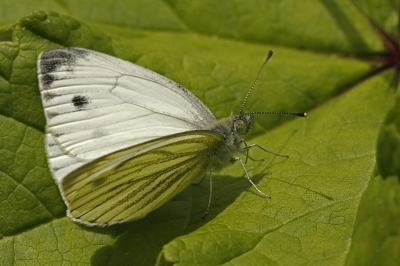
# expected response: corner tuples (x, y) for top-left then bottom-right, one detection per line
(0, 0), (399, 265)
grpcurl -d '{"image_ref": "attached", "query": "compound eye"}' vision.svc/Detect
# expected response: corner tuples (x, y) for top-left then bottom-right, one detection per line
(234, 120), (246, 134)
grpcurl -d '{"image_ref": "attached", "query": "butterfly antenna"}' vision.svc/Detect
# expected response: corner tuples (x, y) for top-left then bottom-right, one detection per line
(250, 111), (307, 117)
(239, 50), (274, 114)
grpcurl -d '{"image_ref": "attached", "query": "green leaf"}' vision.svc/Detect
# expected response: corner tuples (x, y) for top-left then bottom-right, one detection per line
(377, 95), (400, 178)
(0, 1), (399, 265)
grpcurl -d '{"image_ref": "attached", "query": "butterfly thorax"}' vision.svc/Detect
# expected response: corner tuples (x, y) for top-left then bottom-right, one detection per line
(203, 113), (253, 171)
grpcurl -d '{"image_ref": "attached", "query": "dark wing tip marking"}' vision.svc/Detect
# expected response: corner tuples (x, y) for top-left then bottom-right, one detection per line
(38, 47), (89, 76)
(39, 47), (89, 61)
(39, 59), (63, 76)
(72, 95), (91, 110)
(42, 91), (59, 102)
(40, 74), (56, 87)
(46, 111), (59, 119)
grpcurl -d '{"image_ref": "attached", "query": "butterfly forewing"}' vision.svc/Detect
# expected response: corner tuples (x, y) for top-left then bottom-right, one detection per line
(37, 48), (216, 181)
(61, 131), (223, 226)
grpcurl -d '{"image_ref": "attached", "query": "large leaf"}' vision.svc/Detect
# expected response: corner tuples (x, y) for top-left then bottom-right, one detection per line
(0, 1), (399, 265)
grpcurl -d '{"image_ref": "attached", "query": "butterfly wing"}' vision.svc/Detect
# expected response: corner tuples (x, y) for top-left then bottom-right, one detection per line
(61, 130), (224, 226)
(37, 48), (216, 181)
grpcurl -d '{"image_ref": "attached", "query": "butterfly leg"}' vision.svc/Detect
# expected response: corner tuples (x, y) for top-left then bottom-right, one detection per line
(246, 143), (289, 158)
(202, 169), (213, 219)
(235, 157), (271, 198)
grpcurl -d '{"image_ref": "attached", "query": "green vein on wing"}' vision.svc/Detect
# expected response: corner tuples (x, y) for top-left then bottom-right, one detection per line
(61, 131), (223, 224)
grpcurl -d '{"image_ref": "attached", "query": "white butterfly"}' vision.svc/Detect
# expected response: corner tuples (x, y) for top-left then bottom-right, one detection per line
(37, 47), (306, 226)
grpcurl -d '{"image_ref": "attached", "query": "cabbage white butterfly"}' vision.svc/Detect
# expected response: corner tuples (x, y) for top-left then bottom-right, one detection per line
(37, 48), (306, 226)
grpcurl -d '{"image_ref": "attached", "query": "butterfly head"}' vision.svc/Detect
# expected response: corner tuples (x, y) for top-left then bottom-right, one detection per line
(233, 113), (253, 136)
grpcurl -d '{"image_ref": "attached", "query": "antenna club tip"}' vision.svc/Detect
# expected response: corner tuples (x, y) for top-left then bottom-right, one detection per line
(293, 112), (307, 117)
(292, 112), (307, 117)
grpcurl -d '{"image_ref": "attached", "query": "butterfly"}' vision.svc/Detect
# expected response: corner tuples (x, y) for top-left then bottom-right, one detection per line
(37, 47), (306, 226)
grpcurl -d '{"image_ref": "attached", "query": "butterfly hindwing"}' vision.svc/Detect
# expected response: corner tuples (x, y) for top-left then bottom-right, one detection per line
(61, 130), (224, 226)
(37, 47), (216, 181)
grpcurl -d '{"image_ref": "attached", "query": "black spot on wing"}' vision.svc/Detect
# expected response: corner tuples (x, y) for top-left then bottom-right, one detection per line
(72, 95), (90, 110)
(39, 47), (89, 75)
